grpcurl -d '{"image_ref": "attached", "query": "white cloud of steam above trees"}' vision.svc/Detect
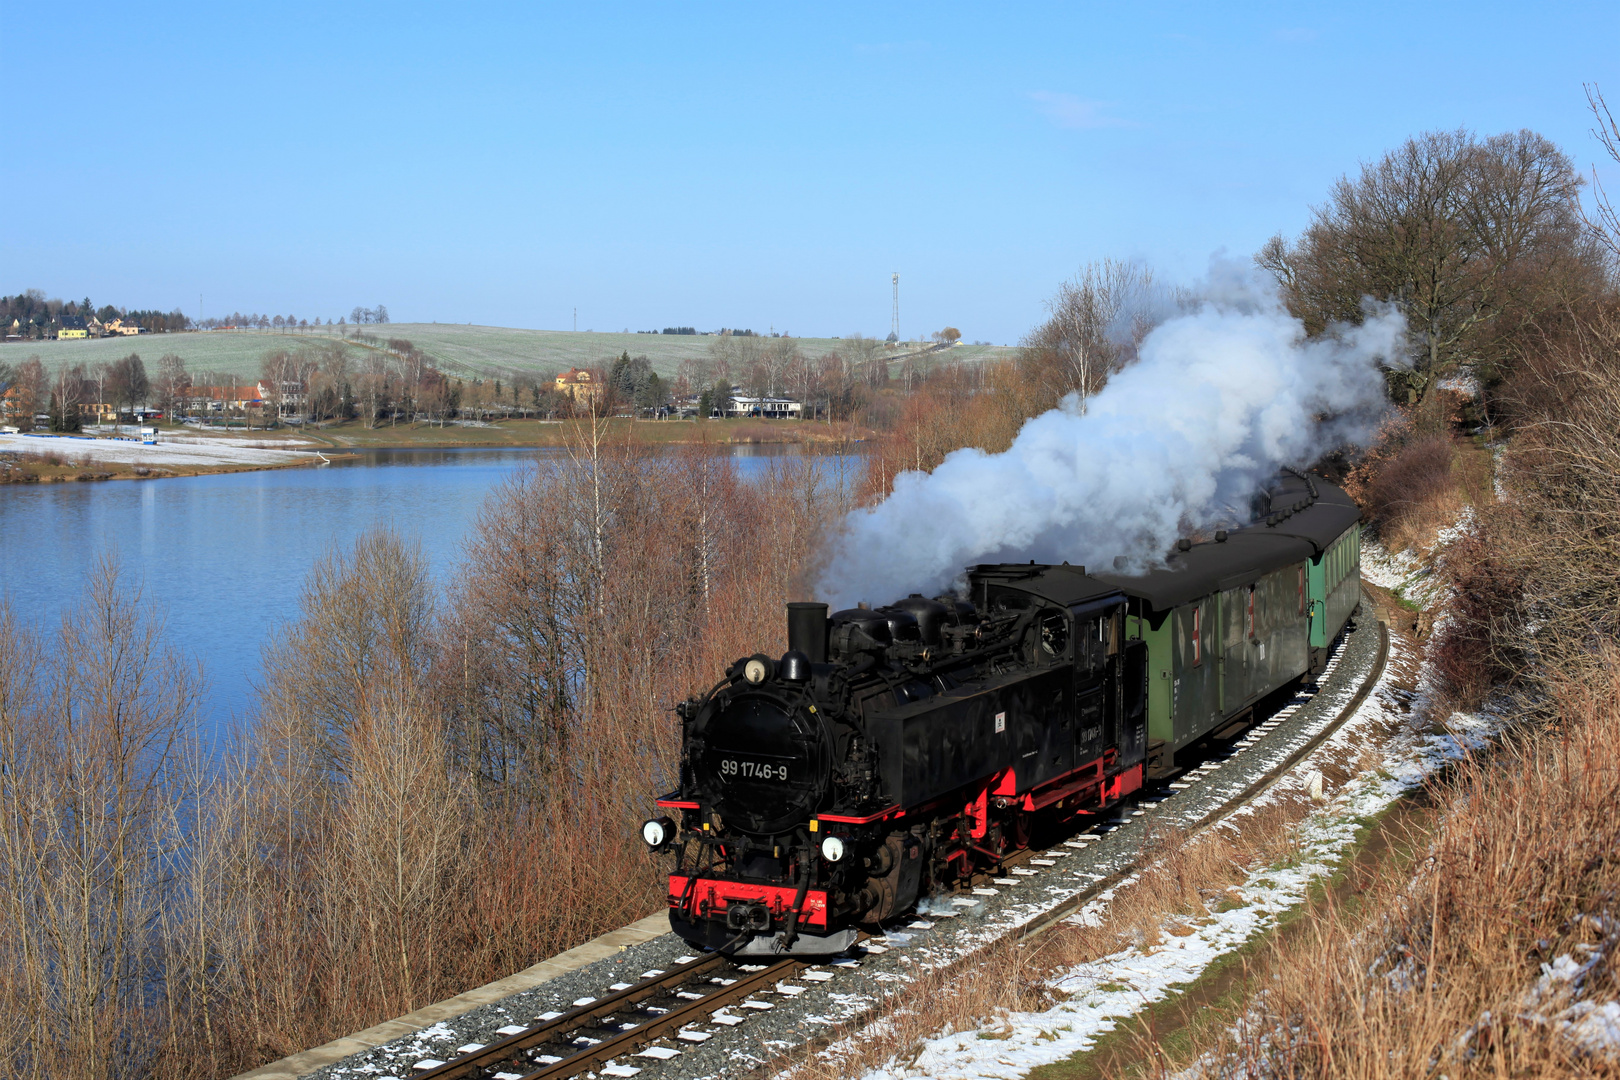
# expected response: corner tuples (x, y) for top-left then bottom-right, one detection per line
(815, 261), (1408, 610)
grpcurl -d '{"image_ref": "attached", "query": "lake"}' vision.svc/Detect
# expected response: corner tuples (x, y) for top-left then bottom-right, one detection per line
(0, 445), (853, 732)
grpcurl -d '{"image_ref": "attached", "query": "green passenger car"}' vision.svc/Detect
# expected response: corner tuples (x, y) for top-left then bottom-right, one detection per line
(1098, 471), (1362, 774)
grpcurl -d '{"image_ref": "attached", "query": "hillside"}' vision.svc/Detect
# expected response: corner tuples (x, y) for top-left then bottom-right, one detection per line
(0, 323), (1015, 382)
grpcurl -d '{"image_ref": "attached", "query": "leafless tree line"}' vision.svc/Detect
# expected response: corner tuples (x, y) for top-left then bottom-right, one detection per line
(671, 331), (925, 420)
(0, 433), (856, 1078)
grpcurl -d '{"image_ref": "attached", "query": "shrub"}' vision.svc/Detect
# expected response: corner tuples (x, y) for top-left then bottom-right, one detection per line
(1358, 433), (1456, 533)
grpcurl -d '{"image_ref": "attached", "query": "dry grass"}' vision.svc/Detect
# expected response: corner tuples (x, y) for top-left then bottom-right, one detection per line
(1346, 424), (1491, 558)
(1170, 663), (1620, 1079)
(782, 938), (1054, 1080)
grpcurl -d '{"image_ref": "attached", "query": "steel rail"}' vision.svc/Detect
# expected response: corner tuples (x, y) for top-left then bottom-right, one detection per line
(520, 957), (802, 1079)
(412, 952), (731, 1080)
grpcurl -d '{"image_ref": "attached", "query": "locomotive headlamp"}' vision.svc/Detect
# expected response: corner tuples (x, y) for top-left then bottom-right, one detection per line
(820, 835), (847, 862)
(744, 658), (769, 684)
(641, 816), (676, 850)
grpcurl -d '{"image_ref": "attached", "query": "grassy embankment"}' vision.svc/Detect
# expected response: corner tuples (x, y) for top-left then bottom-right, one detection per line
(1029, 387), (1619, 1079)
(1022, 430), (1559, 1080)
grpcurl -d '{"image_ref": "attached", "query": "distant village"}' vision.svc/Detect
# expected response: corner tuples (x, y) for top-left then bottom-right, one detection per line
(1, 359), (807, 433)
(7, 312), (164, 341)
(2, 290), (965, 432)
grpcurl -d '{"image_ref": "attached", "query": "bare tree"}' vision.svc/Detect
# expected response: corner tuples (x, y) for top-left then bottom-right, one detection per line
(1258, 128), (1589, 402)
(359, 351), (391, 428)
(675, 354), (714, 398)
(105, 353), (149, 419)
(1018, 259), (1156, 413)
(0, 561), (202, 1079)
(761, 335), (799, 399)
(1585, 83), (1620, 260)
(842, 333), (885, 389)
(87, 361), (110, 425)
(49, 363), (85, 431)
(155, 353), (190, 420)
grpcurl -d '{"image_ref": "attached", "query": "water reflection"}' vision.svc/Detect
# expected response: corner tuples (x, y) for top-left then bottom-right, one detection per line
(0, 444), (859, 731)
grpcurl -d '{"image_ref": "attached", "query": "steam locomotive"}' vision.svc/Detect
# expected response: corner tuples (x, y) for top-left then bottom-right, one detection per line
(642, 471), (1362, 955)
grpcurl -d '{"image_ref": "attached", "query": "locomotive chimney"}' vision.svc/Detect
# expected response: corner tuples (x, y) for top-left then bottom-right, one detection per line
(787, 602), (829, 663)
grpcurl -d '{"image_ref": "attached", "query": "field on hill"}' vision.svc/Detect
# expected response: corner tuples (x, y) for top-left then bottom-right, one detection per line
(1, 324), (1015, 382)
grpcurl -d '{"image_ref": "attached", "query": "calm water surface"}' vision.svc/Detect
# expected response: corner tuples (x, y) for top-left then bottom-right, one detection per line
(0, 445), (851, 730)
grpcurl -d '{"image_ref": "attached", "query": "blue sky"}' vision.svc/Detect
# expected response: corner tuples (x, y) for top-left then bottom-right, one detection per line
(5, 2), (1615, 343)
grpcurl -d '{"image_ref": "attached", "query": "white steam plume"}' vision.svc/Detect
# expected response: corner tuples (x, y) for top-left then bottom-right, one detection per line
(816, 261), (1407, 610)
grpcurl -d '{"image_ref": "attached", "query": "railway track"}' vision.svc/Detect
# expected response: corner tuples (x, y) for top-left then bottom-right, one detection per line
(395, 615), (1387, 1080)
(409, 951), (810, 1079)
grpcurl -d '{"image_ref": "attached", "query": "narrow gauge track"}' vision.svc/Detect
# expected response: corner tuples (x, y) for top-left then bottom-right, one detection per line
(409, 951), (807, 1080)
(405, 617), (1386, 1080)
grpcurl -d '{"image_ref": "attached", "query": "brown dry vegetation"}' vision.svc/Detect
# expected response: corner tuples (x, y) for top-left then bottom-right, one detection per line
(1173, 665), (1620, 1079)
(1340, 390), (1495, 559)
(0, 420), (856, 1079)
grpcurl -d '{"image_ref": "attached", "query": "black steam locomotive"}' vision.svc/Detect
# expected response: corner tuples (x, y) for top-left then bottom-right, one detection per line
(643, 471), (1362, 955)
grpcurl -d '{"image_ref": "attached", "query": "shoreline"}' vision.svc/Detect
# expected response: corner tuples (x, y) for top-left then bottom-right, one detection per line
(0, 418), (871, 485)
(285, 416), (872, 452)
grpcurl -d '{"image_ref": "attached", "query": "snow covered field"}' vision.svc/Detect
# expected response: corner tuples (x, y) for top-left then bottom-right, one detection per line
(0, 432), (316, 468)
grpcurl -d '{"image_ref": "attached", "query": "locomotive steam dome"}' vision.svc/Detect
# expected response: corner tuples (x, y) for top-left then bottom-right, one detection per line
(693, 692), (829, 835)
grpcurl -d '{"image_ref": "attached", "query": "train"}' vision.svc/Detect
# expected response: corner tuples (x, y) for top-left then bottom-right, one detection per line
(642, 470), (1363, 956)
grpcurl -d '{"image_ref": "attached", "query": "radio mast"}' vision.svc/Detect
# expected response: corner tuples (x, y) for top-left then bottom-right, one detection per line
(891, 272), (900, 342)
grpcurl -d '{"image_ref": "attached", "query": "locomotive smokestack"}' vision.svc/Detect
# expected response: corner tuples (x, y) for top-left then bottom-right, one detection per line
(787, 602), (829, 663)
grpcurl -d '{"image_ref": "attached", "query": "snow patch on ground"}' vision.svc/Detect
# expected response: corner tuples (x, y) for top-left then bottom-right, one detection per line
(1435, 373), (1482, 397)
(0, 431), (315, 467)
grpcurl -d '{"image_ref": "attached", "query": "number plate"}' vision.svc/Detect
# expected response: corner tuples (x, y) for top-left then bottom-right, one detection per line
(719, 758), (790, 781)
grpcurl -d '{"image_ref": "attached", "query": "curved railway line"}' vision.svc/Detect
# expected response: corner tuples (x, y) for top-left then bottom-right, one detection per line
(365, 608), (1388, 1080)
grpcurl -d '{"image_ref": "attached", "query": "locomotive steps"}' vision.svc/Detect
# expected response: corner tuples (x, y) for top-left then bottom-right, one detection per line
(240, 597), (1387, 1080)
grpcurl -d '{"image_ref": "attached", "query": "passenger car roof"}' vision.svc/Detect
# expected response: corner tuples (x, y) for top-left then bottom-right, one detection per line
(956, 473), (1360, 617)
(1093, 472), (1360, 613)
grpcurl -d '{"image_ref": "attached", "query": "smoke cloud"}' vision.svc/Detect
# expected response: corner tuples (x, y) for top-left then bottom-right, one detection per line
(816, 261), (1407, 610)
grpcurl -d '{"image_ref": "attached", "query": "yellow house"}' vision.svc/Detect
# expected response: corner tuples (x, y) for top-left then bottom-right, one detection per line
(57, 316), (89, 340)
(554, 367), (603, 405)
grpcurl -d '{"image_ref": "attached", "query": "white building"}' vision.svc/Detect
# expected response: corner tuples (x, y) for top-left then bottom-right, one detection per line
(725, 396), (802, 419)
